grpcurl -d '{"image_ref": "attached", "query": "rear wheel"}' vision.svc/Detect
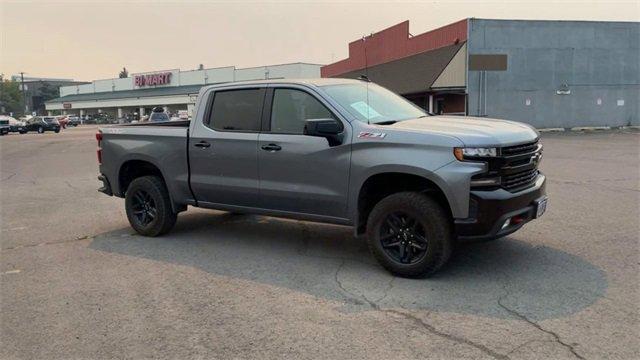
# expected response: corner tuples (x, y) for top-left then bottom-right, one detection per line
(366, 192), (452, 278)
(125, 176), (177, 236)
(37, 126), (44, 134)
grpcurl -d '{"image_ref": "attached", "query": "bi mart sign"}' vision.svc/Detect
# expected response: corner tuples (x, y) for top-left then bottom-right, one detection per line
(134, 72), (172, 87)
(132, 70), (177, 88)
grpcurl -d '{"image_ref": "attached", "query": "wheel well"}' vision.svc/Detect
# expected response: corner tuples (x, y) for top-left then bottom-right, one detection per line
(356, 172), (452, 235)
(118, 160), (163, 196)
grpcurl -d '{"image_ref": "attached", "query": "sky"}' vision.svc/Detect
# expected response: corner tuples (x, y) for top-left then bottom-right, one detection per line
(1, 0), (639, 81)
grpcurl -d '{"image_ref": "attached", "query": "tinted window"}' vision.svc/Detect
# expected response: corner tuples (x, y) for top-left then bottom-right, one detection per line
(270, 89), (334, 134)
(209, 89), (263, 131)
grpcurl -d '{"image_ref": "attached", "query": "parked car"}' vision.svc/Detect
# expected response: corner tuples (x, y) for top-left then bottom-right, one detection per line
(97, 78), (547, 278)
(66, 115), (81, 127)
(0, 121), (9, 135)
(148, 111), (170, 122)
(92, 113), (113, 124)
(0, 115), (27, 134)
(24, 116), (61, 133)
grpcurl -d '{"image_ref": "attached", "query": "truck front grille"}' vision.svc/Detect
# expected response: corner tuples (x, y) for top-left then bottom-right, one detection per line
(502, 169), (539, 191)
(501, 140), (539, 156)
(498, 140), (542, 192)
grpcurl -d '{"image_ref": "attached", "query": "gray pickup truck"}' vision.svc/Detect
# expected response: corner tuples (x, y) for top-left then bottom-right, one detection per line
(97, 78), (547, 277)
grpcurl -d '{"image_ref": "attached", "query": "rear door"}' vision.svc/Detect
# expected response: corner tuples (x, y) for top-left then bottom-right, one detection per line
(257, 86), (351, 219)
(189, 87), (265, 207)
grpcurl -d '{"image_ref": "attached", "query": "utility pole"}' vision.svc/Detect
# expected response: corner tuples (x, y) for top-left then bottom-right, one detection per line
(20, 72), (27, 115)
(0, 73), (4, 114)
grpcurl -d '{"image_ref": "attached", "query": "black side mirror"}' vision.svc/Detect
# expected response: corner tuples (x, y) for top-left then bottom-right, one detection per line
(303, 118), (344, 146)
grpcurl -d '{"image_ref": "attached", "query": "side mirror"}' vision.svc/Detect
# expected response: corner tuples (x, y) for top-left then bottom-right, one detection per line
(303, 118), (344, 146)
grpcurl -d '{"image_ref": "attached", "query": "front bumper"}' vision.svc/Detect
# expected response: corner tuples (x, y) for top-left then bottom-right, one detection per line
(455, 174), (546, 241)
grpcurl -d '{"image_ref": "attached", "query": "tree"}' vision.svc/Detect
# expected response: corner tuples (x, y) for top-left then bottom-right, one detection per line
(119, 67), (129, 78)
(0, 79), (23, 115)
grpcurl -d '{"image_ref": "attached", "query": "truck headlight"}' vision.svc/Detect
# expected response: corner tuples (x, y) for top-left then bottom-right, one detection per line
(454, 147), (497, 161)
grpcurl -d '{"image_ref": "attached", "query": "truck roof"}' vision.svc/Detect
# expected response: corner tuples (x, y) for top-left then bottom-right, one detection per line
(201, 77), (361, 90)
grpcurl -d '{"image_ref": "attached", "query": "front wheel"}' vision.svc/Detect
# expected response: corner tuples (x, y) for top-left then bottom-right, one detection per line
(125, 176), (177, 236)
(54, 129), (60, 133)
(37, 126), (44, 134)
(366, 192), (452, 278)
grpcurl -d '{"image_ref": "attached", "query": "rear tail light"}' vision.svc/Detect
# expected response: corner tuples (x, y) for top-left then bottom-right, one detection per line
(96, 132), (102, 165)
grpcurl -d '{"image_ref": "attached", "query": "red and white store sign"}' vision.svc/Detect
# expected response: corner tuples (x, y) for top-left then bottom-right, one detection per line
(133, 72), (172, 87)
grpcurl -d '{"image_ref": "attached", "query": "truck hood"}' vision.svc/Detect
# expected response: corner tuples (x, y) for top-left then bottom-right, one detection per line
(386, 116), (539, 147)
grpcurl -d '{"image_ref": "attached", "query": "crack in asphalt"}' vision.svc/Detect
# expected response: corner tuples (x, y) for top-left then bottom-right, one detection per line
(1, 172), (17, 181)
(497, 296), (585, 360)
(505, 339), (554, 356)
(333, 260), (510, 360)
(374, 276), (395, 303)
(2, 235), (92, 251)
(64, 180), (78, 190)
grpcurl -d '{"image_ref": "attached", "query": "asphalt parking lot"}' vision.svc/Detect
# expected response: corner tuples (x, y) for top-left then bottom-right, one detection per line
(1, 125), (638, 359)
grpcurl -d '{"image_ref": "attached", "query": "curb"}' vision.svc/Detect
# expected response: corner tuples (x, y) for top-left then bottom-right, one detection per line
(538, 128), (565, 132)
(570, 126), (611, 131)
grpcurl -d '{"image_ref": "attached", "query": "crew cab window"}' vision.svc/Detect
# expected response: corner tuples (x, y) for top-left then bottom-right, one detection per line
(270, 88), (334, 134)
(208, 89), (263, 132)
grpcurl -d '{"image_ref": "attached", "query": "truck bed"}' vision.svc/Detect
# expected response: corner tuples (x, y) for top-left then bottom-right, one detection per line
(98, 122), (192, 205)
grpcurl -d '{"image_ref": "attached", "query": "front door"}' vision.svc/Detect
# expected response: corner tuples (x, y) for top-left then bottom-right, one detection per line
(258, 87), (351, 219)
(189, 87), (265, 207)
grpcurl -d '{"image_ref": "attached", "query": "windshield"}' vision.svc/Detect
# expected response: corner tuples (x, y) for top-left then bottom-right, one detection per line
(43, 117), (58, 124)
(322, 82), (427, 124)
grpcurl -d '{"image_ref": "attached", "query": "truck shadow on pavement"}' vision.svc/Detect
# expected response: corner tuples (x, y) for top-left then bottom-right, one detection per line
(89, 210), (607, 321)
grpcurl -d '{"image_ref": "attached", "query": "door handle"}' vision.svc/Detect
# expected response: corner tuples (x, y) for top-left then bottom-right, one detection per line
(194, 141), (211, 149)
(261, 143), (282, 152)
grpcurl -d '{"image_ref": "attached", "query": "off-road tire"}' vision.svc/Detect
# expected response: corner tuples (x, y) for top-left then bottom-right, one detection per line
(366, 191), (452, 278)
(125, 176), (177, 236)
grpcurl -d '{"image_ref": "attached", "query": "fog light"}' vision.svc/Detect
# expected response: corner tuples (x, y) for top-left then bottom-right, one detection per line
(501, 218), (511, 230)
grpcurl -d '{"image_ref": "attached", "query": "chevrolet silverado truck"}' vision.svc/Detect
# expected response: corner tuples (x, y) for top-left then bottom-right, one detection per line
(97, 79), (547, 277)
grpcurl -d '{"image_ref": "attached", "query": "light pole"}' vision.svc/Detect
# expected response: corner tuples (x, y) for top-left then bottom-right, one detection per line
(20, 72), (27, 115)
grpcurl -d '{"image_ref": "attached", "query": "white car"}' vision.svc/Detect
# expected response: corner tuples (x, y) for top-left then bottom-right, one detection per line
(0, 115), (27, 134)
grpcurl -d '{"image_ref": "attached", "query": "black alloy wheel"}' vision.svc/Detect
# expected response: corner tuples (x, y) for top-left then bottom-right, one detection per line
(130, 189), (157, 227)
(379, 211), (428, 264)
(124, 175), (177, 236)
(366, 192), (452, 277)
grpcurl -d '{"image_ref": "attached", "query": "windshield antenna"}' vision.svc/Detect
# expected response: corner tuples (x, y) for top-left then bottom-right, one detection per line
(360, 33), (372, 124)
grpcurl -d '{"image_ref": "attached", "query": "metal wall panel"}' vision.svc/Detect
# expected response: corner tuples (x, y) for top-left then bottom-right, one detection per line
(467, 19), (639, 128)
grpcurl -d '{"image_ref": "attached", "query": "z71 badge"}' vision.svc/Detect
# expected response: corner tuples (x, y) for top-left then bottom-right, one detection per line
(358, 132), (386, 139)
